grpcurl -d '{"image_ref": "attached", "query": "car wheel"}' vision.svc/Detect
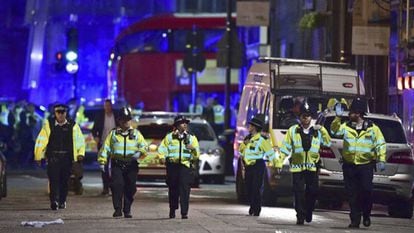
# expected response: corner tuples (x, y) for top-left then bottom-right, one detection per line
(388, 199), (413, 219)
(236, 160), (247, 203)
(262, 169), (277, 206)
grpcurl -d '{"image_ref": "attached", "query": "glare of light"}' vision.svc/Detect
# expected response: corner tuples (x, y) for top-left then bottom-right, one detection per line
(411, 76), (414, 89)
(404, 76), (410, 90)
(30, 80), (37, 88)
(162, 33), (167, 38)
(65, 51), (78, 61)
(65, 61), (79, 74)
(30, 52), (43, 60)
(110, 53), (115, 59)
(397, 77), (403, 91)
(117, 56), (121, 60)
(107, 60), (112, 67)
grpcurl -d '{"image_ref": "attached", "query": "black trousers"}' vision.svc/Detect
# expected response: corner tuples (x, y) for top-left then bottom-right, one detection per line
(47, 154), (72, 204)
(245, 160), (265, 215)
(342, 163), (374, 225)
(166, 163), (192, 216)
(292, 170), (319, 220)
(110, 160), (138, 213)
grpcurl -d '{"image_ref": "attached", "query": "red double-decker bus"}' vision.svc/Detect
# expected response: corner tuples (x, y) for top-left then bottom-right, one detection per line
(108, 13), (241, 111)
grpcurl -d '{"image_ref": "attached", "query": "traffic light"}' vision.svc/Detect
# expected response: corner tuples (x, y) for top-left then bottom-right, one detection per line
(54, 51), (65, 72)
(65, 27), (79, 74)
(183, 29), (206, 73)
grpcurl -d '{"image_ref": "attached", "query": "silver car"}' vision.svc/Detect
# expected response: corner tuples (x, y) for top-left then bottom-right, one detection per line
(134, 112), (226, 184)
(318, 112), (414, 219)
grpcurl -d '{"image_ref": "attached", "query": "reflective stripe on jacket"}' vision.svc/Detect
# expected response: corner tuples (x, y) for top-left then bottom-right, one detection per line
(34, 119), (85, 162)
(213, 104), (224, 124)
(280, 125), (331, 172)
(98, 127), (147, 165)
(330, 116), (386, 164)
(239, 133), (275, 166)
(158, 132), (200, 168)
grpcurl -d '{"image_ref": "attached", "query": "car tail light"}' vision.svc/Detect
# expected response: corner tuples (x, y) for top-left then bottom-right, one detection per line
(387, 151), (414, 165)
(319, 146), (336, 158)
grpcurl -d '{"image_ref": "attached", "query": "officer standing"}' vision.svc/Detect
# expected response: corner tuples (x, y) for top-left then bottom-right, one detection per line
(331, 97), (386, 228)
(158, 115), (200, 219)
(34, 103), (85, 210)
(98, 107), (147, 218)
(279, 102), (331, 225)
(239, 114), (275, 217)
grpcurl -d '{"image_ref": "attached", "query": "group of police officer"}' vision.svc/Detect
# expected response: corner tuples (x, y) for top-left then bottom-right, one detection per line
(34, 103), (200, 219)
(34, 97), (386, 227)
(239, 97), (386, 228)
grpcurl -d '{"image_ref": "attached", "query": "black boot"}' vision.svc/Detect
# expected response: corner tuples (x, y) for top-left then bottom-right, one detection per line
(169, 209), (175, 219)
(305, 210), (313, 223)
(363, 216), (371, 227)
(113, 209), (122, 217)
(50, 201), (58, 211)
(124, 212), (132, 218)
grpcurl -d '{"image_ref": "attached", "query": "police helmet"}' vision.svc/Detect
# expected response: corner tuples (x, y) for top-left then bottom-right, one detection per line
(248, 114), (265, 129)
(118, 107), (132, 121)
(173, 115), (190, 126)
(299, 101), (315, 116)
(53, 103), (68, 113)
(349, 97), (367, 115)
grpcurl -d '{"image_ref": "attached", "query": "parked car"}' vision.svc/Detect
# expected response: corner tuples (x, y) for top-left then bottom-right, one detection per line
(134, 112), (226, 185)
(318, 112), (414, 219)
(0, 141), (7, 200)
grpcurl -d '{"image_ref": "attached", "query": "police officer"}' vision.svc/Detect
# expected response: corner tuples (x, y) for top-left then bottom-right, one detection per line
(331, 97), (386, 228)
(158, 115), (200, 219)
(97, 107), (147, 218)
(239, 114), (275, 217)
(279, 102), (331, 225)
(34, 103), (85, 210)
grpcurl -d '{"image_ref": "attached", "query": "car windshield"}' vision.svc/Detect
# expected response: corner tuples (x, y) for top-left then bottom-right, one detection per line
(324, 116), (407, 144)
(138, 124), (173, 139)
(188, 123), (216, 141)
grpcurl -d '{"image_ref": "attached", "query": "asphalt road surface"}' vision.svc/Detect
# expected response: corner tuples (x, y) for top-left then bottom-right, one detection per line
(0, 170), (413, 233)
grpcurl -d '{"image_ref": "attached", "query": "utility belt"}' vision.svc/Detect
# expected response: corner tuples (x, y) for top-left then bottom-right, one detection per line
(112, 158), (136, 170)
(46, 150), (71, 158)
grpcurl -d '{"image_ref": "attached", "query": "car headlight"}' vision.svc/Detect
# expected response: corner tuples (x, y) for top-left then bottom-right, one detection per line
(207, 148), (222, 156)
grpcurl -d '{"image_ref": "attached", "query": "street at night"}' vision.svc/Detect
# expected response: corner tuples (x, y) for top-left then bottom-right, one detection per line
(0, 170), (413, 233)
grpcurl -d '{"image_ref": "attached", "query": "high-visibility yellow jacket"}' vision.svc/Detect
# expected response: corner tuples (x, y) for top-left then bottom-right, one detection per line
(158, 132), (200, 168)
(330, 116), (386, 164)
(280, 124), (331, 172)
(239, 133), (276, 166)
(188, 104), (203, 114)
(34, 119), (85, 162)
(213, 104), (224, 124)
(98, 127), (147, 165)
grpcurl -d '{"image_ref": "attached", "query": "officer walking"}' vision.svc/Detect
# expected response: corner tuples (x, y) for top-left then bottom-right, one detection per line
(98, 107), (147, 218)
(158, 115), (200, 219)
(279, 102), (331, 225)
(331, 97), (386, 228)
(239, 114), (275, 217)
(34, 103), (85, 210)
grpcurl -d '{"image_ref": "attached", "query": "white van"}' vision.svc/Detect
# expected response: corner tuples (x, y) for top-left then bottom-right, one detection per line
(234, 57), (366, 205)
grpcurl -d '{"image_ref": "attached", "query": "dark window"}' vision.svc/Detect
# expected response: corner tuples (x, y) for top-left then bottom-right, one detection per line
(138, 124), (173, 139)
(188, 123), (215, 141)
(324, 116), (407, 144)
